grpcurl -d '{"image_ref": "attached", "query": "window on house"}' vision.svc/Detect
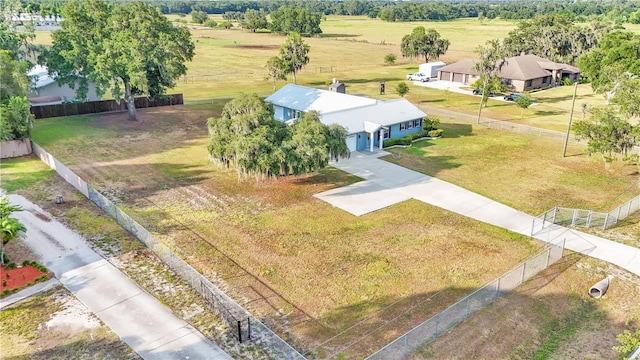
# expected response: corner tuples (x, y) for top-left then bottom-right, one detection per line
(413, 119), (422, 128)
(400, 122), (406, 131)
(407, 121), (414, 129)
(526, 80), (532, 87)
(542, 76), (548, 84)
(383, 129), (389, 139)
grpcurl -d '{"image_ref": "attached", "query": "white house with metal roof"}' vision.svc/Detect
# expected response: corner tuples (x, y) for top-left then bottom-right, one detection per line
(265, 84), (426, 152)
(28, 65), (100, 106)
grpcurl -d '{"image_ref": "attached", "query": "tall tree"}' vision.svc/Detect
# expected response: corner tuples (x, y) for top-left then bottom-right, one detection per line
(242, 9), (268, 32)
(573, 106), (639, 167)
(474, 39), (506, 123)
(0, 197), (26, 266)
(503, 13), (611, 64)
(400, 27), (449, 63)
(0, 51), (33, 142)
(269, 6), (322, 35)
(190, 10), (208, 24)
(278, 32), (309, 85)
(265, 56), (287, 91)
(577, 31), (640, 110)
(44, 0), (195, 121)
(0, 0), (36, 62)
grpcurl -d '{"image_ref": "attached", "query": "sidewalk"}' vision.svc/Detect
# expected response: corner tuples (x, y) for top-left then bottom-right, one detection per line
(317, 152), (640, 277)
(7, 194), (232, 360)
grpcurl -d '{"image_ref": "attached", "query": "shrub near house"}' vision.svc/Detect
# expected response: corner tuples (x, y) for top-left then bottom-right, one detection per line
(383, 117), (444, 147)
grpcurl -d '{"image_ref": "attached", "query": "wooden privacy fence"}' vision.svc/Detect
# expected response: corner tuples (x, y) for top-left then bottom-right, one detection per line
(30, 94), (183, 119)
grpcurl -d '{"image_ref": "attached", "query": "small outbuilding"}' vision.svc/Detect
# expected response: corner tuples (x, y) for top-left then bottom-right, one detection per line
(28, 65), (100, 106)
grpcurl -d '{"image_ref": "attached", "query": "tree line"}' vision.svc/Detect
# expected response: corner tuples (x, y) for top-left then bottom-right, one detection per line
(14, 0), (640, 24)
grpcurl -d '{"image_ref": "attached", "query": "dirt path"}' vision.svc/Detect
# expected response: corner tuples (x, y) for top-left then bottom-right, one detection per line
(7, 194), (233, 360)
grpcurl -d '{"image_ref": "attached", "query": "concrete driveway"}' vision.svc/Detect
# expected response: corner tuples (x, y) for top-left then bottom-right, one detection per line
(315, 151), (640, 277)
(6, 194), (232, 360)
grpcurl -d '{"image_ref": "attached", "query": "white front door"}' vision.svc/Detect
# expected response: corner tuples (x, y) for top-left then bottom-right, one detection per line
(346, 134), (357, 152)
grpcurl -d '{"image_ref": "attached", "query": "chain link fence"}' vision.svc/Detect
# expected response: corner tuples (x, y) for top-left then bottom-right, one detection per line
(32, 142), (305, 360)
(365, 239), (565, 360)
(532, 195), (640, 233)
(424, 107), (576, 143)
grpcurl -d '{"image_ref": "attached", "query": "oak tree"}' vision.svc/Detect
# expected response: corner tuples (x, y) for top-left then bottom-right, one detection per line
(45, 0), (195, 121)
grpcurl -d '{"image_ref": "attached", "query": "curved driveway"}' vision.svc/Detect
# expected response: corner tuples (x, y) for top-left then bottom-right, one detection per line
(315, 151), (640, 277)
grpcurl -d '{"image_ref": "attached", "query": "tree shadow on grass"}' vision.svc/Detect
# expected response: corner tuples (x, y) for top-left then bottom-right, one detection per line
(534, 109), (564, 116)
(320, 33), (362, 38)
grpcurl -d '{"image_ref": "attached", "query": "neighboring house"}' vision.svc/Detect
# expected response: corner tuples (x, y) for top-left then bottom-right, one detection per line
(437, 54), (580, 92)
(11, 13), (62, 30)
(265, 84), (426, 152)
(28, 65), (100, 106)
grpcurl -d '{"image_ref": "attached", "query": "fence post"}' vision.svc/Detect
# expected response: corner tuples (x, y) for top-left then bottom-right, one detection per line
(586, 210), (592, 228)
(531, 218), (536, 236)
(465, 297), (470, 319)
(238, 320), (242, 343)
(521, 262), (526, 283)
(403, 334), (408, 358)
(627, 200), (633, 218)
(545, 247), (551, 268)
(247, 317), (251, 340)
(552, 207), (557, 224)
(571, 209), (578, 226)
(603, 213), (609, 230)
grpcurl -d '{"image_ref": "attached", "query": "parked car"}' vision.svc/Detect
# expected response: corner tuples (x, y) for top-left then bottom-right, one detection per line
(406, 73), (430, 82)
(504, 93), (522, 101)
(473, 88), (495, 96)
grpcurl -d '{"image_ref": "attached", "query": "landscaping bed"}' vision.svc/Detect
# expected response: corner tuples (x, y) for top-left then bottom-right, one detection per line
(1, 262), (51, 298)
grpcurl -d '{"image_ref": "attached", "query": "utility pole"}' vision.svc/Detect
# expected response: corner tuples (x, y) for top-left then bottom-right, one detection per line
(563, 81), (579, 157)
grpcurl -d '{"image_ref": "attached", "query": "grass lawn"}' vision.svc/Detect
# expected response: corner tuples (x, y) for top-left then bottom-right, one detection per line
(383, 122), (639, 216)
(22, 105), (552, 357)
(415, 254), (640, 360)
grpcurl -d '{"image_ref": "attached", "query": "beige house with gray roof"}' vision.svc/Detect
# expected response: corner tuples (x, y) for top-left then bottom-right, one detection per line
(437, 54), (580, 92)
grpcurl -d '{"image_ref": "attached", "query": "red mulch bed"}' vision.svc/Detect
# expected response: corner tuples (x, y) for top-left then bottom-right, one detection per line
(1, 265), (51, 295)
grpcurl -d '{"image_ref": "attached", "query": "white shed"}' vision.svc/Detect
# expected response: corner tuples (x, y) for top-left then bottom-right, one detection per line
(419, 61), (446, 78)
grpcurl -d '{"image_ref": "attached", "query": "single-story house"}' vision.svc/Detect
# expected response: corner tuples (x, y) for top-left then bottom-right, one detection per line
(264, 84), (426, 152)
(28, 65), (100, 106)
(437, 54), (580, 92)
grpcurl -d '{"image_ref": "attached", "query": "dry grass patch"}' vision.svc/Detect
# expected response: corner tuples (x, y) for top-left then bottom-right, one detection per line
(414, 255), (640, 360)
(0, 286), (139, 360)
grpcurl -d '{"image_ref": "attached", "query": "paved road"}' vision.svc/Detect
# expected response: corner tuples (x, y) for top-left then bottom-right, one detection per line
(316, 151), (640, 277)
(7, 194), (232, 360)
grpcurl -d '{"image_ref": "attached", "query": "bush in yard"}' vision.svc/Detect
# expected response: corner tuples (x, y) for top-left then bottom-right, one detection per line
(428, 129), (444, 138)
(384, 53), (396, 65)
(203, 20), (218, 28)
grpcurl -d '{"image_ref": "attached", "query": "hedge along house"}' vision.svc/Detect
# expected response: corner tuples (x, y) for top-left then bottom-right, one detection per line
(437, 54), (580, 92)
(265, 84), (426, 152)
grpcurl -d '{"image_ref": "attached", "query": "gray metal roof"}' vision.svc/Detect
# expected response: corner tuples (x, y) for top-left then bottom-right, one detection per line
(437, 55), (580, 81)
(265, 84), (375, 115)
(265, 84), (426, 134)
